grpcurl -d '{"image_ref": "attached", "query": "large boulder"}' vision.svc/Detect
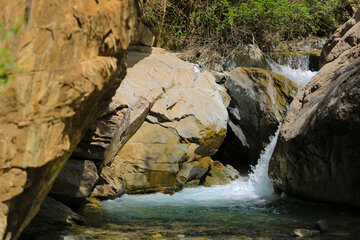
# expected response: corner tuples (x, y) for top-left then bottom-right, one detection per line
(320, 8), (360, 67)
(269, 20), (360, 205)
(218, 68), (298, 172)
(0, 1), (137, 239)
(91, 50), (230, 197)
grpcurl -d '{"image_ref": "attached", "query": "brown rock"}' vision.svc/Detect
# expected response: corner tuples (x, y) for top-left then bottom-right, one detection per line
(320, 8), (360, 66)
(309, 49), (321, 71)
(203, 161), (240, 187)
(0, 0), (137, 239)
(269, 21), (360, 205)
(91, 50), (229, 197)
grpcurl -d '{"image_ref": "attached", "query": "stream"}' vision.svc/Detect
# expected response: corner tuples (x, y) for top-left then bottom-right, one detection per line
(70, 60), (360, 240)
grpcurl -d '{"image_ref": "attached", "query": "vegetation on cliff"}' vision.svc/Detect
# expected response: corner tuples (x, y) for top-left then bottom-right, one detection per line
(141, 0), (358, 54)
(0, 19), (22, 89)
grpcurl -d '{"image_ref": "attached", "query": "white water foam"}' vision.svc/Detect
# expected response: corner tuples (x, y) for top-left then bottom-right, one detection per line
(104, 125), (282, 208)
(266, 58), (316, 86)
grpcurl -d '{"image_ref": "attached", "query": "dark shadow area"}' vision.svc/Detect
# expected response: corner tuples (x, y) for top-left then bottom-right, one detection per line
(212, 124), (258, 176)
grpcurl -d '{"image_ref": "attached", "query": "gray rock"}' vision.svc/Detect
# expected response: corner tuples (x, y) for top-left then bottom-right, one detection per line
(315, 220), (329, 233)
(269, 20), (360, 205)
(50, 159), (99, 208)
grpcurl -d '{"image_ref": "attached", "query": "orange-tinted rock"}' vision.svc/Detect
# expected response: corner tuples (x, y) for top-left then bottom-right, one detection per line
(0, 1), (137, 239)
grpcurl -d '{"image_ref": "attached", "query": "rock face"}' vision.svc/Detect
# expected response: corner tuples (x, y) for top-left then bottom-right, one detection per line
(50, 160), (99, 209)
(0, 1), (137, 239)
(87, 50), (230, 197)
(320, 8), (360, 67)
(269, 19), (360, 205)
(217, 68), (298, 173)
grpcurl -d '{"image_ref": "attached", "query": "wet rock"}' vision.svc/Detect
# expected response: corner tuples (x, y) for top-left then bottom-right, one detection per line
(221, 67), (299, 170)
(293, 229), (320, 238)
(309, 49), (321, 71)
(50, 160), (99, 209)
(0, 1), (138, 238)
(177, 157), (212, 187)
(269, 18), (360, 205)
(228, 44), (269, 69)
(203, 161), (240, 187)
(315, 220), (328, 233)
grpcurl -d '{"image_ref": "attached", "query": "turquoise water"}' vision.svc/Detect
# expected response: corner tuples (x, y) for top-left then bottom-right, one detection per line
(75, 126), (360, 239)
(68, 63), (360, 239)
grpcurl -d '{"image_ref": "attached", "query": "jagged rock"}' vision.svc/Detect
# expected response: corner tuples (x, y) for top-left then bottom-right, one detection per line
(0, 1), (137, 239)
(219, 67), (298, 172)
(91, 50), (229, 197)
(320, 8), (360, 66)
(269, 19), (360, 205)
(50, 160), (99, 209)
(203, 161), (240, 187)
(176, 157), (212, 188)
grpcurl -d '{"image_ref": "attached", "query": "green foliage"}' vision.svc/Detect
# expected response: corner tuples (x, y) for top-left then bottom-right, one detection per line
(143, 0), (354, 52)
(0, 19), (22, 89)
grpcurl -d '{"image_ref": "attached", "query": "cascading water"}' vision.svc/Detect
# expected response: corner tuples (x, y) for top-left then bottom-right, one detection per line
(102, 125), (281, 208)
(71, 62), (360, 239)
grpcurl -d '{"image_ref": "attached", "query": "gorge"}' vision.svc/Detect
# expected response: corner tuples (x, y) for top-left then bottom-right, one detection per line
(0, 1), (359, 240)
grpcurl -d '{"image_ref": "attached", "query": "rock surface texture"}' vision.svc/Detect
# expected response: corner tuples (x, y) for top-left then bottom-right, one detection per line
(85, 50), (231, 197)
(320, 8), (360, 67)
(217, 68), (298, 173)
(269, 16), (360, 205)
(0, 1), (137, 239)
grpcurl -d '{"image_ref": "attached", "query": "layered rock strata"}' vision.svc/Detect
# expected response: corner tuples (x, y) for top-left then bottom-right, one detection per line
(0, 1), (137, 239)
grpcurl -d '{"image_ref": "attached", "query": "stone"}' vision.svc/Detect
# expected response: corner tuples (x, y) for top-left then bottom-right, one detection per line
(50, 160), (99, 209)
(0, 1), (138, 239)
(293, 229), (320, 238)
(20, 197), (84, 239)
(228, 44), (269, 69)
(269, 18), (360, 205)
(219, 67), (298, 172)
(203, 161), (240, 187)
(131, 21), (155, 47)
(315, 220), (328, 233)
(309, 49), (321, 71)
(320, 8), (360, 66)
(91, 50), (229, 197)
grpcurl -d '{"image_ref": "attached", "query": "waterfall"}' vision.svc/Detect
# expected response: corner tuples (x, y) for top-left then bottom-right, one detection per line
(103, 125), (282, 208)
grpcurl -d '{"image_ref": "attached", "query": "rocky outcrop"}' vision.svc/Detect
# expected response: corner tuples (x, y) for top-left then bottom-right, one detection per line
(84, 50), (230, 197)
(50, 160), (99, 209)
(269, 19), (360, 205)
(0, 1), (137, 239)
(216, 68), (298, 173)
(20, 197), (84, 240)
(320, 8), (360, 67)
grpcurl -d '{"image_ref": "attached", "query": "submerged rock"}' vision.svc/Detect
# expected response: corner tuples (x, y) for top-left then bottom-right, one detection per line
(269, 17), (360, 205)
(0, 1), (138, 238)
(219, 67), (298, 172)
(315, 220), (329, 233)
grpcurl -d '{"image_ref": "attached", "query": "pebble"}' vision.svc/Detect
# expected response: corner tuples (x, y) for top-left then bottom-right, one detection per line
(293, 229), (320, 238)
(315, 219), (328, 233)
